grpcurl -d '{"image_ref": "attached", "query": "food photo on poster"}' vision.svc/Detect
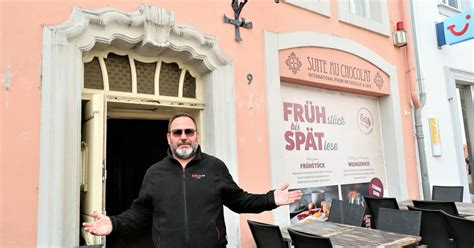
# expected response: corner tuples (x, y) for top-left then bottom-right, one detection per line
(288, 185), (338, 224)
(340, 182), (369, 206)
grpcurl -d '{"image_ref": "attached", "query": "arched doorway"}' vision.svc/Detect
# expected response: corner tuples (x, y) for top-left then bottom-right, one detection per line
(38, 4), (239, 247)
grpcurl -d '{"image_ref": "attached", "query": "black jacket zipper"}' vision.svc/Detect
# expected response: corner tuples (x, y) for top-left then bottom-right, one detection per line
(182, 167), (189, 247)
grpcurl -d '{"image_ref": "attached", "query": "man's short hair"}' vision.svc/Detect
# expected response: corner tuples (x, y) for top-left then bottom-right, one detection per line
(168, 112), (197, 131)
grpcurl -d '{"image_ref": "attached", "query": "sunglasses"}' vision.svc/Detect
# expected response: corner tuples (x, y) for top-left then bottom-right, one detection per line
(169, 128), (196, 137)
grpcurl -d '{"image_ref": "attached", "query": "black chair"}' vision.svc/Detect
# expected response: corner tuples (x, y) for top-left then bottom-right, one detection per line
(288, 228), (333, 248)
(363, 196), (399, 229)
(247, 220), (287, 248)
(443, 212), (474, 248)
(432, 185), (464, 202)
(376, 208), (421, 236)
(407, 205), (454, 248)
(412, 200), (459, 216)
(328, 199), (366, 227)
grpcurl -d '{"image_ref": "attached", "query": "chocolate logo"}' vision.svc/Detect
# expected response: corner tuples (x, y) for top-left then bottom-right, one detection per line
(357, 108), (374, 135)
(285, 52), (302, 75)
(373, 72), (384, 90)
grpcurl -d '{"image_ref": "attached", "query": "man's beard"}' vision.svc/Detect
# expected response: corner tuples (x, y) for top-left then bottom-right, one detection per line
(171, 142), (198, 159)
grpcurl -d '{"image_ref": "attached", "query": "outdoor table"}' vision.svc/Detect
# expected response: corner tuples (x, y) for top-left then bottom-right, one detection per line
(281, 220), (421, 247)
(398, 199), (474, 220)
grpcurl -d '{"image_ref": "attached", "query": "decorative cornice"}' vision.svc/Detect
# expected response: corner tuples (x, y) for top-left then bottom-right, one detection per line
(141, 4), (175, 47)
(46, 4), (229, 72)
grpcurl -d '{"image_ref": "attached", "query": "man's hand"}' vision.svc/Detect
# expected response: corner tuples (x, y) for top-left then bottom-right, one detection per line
(82, 212), (113, 236)
(274, 183), (302, 206)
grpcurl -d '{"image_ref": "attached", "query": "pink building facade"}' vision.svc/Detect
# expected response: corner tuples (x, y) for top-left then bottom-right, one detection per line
(0, 1), (421, 247)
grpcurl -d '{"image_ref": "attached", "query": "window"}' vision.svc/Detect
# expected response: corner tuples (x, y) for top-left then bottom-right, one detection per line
(443, 0), (459, 8)
(284, 0), (331, 17)
(338, 0), (390, 36)
(82, 50), (202, 105)
(439, 0), (472, 16)
(349, 0), (370, 19)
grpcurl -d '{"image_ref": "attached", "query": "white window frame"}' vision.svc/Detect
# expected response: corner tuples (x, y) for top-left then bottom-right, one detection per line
(338, 0), (390, 36)
(349, 0), (370, 19)
(438, 0), (472, 16)
(442, 0), (460, 8)
(283, 0), (331, 17)
(439, 1), (461, 16)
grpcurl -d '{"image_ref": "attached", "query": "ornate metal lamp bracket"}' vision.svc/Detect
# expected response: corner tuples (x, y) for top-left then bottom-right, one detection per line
(224, 0), (253, 42)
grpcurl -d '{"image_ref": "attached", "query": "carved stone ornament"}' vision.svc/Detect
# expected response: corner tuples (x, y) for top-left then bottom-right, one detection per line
(48, 4), (229, 73)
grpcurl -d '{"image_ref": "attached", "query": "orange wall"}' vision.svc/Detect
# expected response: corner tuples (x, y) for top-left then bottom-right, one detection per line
(0, 0), (419, 247)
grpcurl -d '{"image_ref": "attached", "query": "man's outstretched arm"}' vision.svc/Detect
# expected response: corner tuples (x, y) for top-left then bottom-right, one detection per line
(221, 165), (302, 212)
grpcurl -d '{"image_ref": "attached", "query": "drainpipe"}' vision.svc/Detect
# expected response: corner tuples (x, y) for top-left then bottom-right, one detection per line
(407, 0), (430, 200)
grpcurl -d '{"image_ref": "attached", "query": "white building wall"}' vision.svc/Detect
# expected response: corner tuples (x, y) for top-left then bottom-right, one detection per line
(411, 0), (474, 201)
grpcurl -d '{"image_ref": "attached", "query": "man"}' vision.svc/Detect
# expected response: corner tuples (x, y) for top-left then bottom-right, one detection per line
(83, 112), (302, 247)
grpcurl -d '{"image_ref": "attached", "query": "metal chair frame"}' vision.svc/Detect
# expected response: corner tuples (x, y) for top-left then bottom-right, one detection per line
(443, 211), (474, 248)
(432, 185), (464, 202)
(377, 207), (422, 237)
(247, 220), (287, 248)
(287, 228), (333, 248)
(412, 200), (459, 216)
(407, 205), (454, 248)
(328, 199), (366, 227)
(363, 196), (399, 229)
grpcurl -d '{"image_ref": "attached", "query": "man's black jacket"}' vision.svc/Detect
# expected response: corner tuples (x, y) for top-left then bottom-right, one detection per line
(110, 147), (277, 248)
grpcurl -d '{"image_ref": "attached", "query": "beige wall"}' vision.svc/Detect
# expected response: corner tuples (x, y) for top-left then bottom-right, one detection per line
(0, 0), (419, 247)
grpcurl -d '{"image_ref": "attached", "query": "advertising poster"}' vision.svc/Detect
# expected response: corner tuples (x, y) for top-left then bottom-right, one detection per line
(281, 83), (386, 223)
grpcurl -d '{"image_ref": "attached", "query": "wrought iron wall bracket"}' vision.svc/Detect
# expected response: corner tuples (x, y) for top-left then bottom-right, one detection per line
(224, 0), (253, 41)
